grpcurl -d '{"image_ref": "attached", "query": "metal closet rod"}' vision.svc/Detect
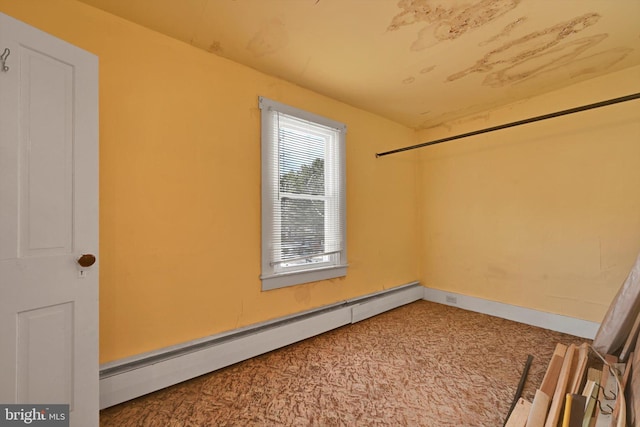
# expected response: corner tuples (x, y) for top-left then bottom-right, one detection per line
(375, 92), (640, 158)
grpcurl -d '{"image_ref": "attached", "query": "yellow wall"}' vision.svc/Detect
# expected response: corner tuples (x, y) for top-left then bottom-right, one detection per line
(2, 0), (639, 365)
(417, 65), (640, 322)
(0, 0), (420, 363)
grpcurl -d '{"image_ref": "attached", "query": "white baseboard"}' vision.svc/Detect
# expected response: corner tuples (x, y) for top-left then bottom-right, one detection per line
(99, 281), (423, 409)
(422, 287), (600, 339)
(350, 283), (424, 323)
(100, 283), (597, 409)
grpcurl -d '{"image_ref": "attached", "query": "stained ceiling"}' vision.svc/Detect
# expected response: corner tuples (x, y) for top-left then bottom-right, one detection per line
(76, 0), (640, 129)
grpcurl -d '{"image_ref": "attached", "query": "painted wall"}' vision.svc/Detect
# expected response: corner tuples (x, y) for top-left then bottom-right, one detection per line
(3, 0), (638, 366)
(417, 65), (640, 322)
(0, 0), (420, 363)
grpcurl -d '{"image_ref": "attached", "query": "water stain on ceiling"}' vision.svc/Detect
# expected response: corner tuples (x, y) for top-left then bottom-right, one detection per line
(387, 0), (522, 51)
(447, 13), (602, 83)
(388, 0), (521, 34)
(247, 18), (289, 57)
(77, 0), (640, 129)
(420, 65), (436, 74)
(207, 40), (223, 54)
(568, 48), (633, 78)
(479, 17), (528, 47)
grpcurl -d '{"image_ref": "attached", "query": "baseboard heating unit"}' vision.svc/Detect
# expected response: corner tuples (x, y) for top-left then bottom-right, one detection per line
(99, 281), (423, 409)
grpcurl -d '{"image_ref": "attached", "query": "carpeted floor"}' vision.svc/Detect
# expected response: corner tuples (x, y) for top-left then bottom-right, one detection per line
(100, 300), (588, 426)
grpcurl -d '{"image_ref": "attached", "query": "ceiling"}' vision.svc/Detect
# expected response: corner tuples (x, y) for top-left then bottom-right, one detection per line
(77, 0), (640, 129)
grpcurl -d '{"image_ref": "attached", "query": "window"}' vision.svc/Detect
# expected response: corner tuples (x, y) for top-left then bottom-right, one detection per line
(259, 97), (347, 290)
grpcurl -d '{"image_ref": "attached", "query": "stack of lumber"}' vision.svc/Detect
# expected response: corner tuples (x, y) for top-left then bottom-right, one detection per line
(504, 342), (635, 427)
(593, 251), (640, 427)
(504, 252), (640, 427)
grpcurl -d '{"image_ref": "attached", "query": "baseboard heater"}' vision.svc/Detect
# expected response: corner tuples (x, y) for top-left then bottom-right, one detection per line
(99, 281), (423, 409)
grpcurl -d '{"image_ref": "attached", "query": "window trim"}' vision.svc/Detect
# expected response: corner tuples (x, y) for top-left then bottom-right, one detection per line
(259, 97), (347, 291)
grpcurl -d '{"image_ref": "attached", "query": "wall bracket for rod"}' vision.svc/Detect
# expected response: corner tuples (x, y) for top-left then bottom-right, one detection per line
(376, 92), (640, 158)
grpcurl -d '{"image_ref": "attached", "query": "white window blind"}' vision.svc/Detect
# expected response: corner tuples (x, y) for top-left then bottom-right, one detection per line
(259, 97), (347, 290)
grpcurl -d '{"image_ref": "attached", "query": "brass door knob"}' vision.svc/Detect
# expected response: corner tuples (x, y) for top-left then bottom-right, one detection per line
(77, 254), (96, 268)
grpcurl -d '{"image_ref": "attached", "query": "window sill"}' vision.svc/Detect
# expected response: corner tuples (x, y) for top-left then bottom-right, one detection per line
(261, 265), (347, 291)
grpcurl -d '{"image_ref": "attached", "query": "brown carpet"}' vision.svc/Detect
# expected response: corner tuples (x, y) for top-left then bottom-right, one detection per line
(100, 300), (587, 426)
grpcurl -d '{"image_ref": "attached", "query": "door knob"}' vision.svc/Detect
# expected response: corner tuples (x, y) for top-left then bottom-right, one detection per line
(77, 254), (96, 268)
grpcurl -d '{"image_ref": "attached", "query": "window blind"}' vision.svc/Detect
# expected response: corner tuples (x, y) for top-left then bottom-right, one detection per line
(259, 96), (347, 289)
(269, 111), (343, 268)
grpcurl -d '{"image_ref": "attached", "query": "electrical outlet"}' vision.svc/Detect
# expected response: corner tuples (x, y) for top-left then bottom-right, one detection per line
(445, 295), (457, 304)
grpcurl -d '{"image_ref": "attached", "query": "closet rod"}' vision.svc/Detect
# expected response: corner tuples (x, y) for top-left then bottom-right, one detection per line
(375, 92), (640, 158)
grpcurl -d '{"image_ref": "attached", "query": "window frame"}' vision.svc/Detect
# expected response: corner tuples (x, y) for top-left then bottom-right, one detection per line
(259, 97), (347, 291)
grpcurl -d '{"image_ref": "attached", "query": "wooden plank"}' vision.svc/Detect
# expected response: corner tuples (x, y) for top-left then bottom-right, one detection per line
(541, 343), (568, 397)
(593, 365), (609, 427)
(592, 253), (640, 356)
(562, 394), (586, 427)
(527, 389), (551, 427)
(596, 363), (610, 420)
(545, 344), (576, 427)
(583, 368), (601, 427)
(594, 364), (620, 427)
(630, 341), (640, 427)
(581, 379), (598, 427)
(620, 311), (640, 362)
(600, 353), (623, 426)
(620, 353), (633, 391)
(563, 394), (574, 427)
(505, 398), (532, 427)
(586, 367), (602, 384)
(568, 343), (589, 394)
(612, 360), (631, 422)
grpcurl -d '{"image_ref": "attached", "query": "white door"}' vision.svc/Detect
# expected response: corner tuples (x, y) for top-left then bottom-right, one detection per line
(0, 12), (99, 427)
